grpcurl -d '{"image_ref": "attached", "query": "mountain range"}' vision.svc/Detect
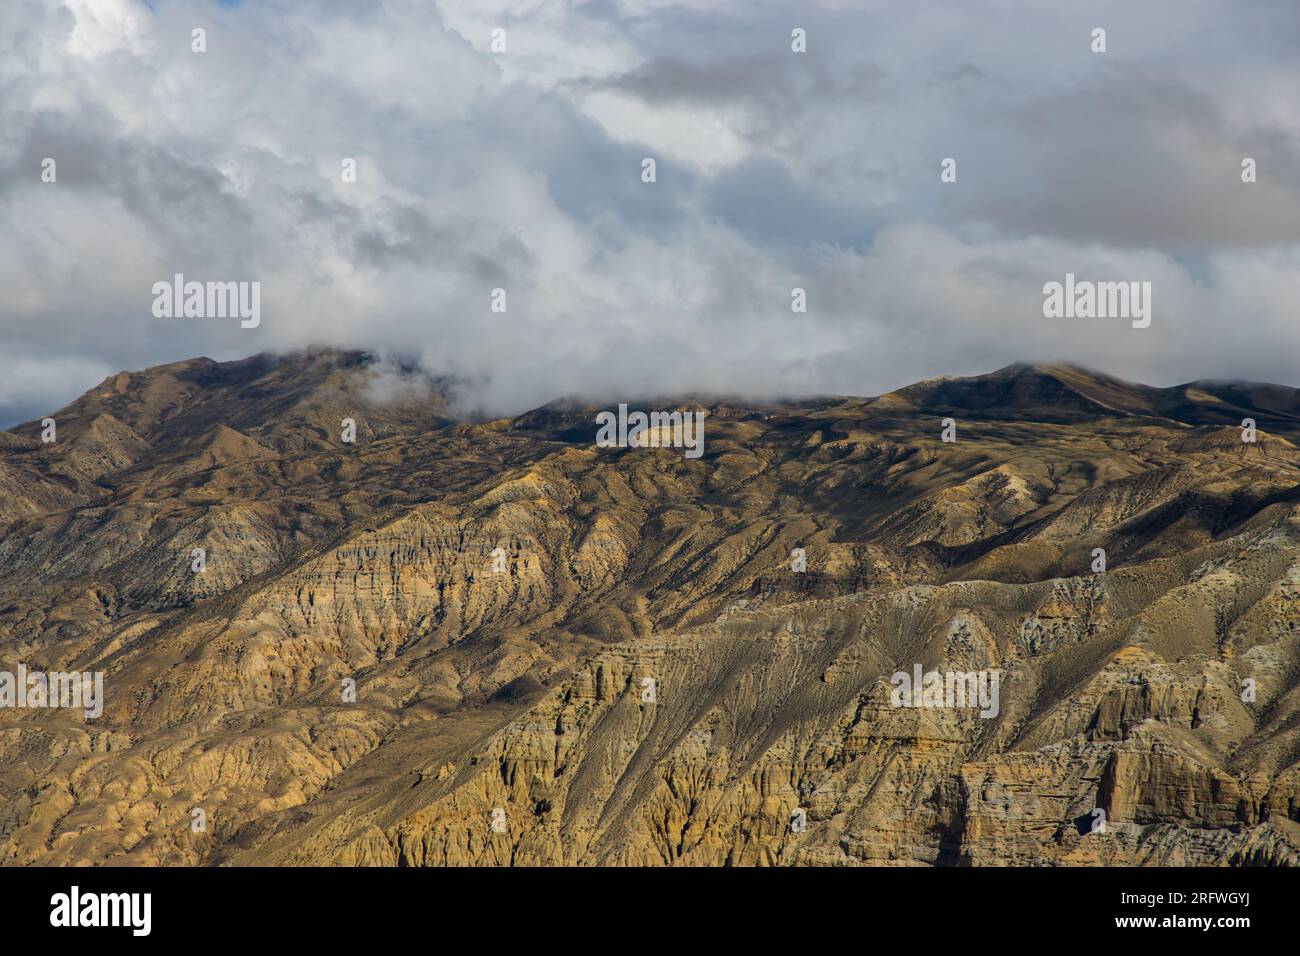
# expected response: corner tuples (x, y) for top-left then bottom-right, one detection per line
(1, 350), (1298, 866)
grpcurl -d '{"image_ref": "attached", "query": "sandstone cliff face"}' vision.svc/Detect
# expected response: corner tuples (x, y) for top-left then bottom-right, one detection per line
(0, 353), (1297, 866)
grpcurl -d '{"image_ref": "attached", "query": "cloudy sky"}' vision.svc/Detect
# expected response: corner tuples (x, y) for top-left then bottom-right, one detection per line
(2, 0), (1298, 425)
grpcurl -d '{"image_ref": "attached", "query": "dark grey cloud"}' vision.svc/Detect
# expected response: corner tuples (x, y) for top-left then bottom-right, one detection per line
(954, 67), (1300, 249)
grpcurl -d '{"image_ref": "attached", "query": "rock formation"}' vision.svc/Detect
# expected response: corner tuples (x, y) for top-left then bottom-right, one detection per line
(1, 352), (1297, 866)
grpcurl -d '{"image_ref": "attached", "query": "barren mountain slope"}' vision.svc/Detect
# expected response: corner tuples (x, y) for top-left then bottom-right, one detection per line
(0, 353), (1297, 866)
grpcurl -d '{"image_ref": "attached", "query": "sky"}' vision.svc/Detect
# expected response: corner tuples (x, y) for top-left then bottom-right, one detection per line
(2, 0), (1299, 425)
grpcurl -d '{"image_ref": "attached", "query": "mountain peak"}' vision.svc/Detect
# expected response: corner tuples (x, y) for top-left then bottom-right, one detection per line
(878, 360), (1160, 423)
(13, 349), (454, 456)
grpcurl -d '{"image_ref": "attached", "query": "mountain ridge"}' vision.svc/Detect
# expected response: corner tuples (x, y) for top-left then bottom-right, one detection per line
(1, 349), (1297, 867)
(13, 352), (1300, 441)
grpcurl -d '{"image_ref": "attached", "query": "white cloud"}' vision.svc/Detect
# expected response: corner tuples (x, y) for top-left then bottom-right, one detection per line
(1, 0), (1299, 428)
(64, 0), (146, 59)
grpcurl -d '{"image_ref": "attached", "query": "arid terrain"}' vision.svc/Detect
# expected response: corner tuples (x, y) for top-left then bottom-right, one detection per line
(1, 350), (1298, 866)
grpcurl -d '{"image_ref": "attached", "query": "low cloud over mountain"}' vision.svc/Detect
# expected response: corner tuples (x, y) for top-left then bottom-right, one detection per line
(3, 1), (1300, 427)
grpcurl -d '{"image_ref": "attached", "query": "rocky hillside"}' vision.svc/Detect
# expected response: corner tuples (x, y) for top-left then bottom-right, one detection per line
(1, 351), (1297, 866)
